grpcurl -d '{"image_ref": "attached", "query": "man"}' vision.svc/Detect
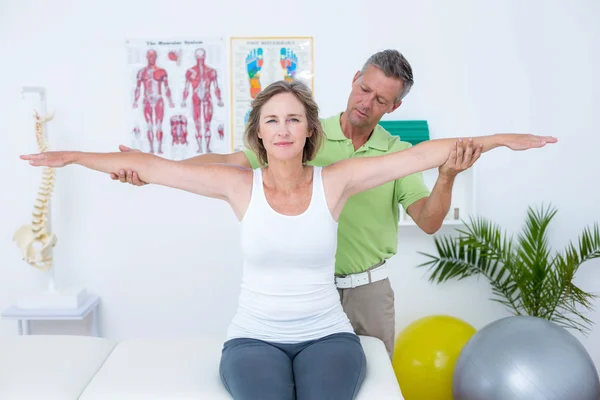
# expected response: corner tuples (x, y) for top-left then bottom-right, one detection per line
(112, 49), (480, 357)
(181, 48), (224, 154)
(132, 49), (175, 155)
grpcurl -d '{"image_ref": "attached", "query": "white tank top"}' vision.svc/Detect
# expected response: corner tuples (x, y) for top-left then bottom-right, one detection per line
(226, 166), (355, 343)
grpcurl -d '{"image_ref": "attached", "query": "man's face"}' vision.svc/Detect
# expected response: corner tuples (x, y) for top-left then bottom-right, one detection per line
(147, 50), (157, 66)
(195, 48), (206, 62)
(346, 65), (403, 128)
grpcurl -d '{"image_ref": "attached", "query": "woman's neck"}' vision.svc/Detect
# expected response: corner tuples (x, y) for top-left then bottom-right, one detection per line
(263, 159), (309, 192)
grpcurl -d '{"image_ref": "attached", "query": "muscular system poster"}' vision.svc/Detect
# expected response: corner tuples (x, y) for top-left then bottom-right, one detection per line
(229, 37), (314, 152)
(126, 37), (229, 159)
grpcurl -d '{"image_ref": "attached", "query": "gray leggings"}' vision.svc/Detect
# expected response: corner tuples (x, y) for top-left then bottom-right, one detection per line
(219, 332), (366, 400)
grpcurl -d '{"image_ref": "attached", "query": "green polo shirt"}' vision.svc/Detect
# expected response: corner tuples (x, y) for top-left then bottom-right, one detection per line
(243, 113), (430, 275)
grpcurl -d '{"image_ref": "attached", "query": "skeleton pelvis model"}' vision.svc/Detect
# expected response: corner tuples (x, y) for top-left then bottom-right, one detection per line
(13, 111), (57, 271)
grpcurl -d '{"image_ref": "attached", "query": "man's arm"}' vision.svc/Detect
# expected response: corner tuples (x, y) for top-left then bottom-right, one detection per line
(405, 181), (453, 234)
(133, 70), (143, 107)
(182, 69), (192, 106)
(407, 139), (481, 234)
(159, 69), (175, 108)
(211, 70), (224, 106)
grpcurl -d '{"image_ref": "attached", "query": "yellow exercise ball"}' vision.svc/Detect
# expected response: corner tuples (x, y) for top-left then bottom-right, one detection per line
(392, 315), (476, 400)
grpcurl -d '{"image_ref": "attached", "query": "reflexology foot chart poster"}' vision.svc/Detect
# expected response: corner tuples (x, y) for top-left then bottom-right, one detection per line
(229, 37), (314, 152)
(126, 37), (229, 160)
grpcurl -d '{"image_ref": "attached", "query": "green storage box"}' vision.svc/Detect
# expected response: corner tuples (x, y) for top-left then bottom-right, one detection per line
(378, 120), (429, 145)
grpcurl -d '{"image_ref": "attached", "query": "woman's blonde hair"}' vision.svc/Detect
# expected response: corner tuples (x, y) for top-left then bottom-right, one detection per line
(243, 80), (323, 165)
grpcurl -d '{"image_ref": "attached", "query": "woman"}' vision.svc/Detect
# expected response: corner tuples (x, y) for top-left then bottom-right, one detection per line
(21, 80), (556, 400)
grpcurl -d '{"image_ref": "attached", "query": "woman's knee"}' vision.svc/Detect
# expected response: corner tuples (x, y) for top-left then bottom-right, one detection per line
(328, 333), (367, 379)
(219, 338), (295, 400)
(316, 332), (366, 363)
(294, 333), (367, 399)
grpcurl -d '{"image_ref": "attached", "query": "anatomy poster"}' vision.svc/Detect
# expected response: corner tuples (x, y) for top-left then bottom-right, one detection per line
(229, 37), (314, 152)
(126, 37), (228, 160)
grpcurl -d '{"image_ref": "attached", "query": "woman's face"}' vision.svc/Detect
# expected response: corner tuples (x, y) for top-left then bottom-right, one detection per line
(258, 92), (311, 163)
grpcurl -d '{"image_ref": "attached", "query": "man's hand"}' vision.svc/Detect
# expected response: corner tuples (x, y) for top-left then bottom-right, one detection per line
(109, 145), (147, 186)
(408, 139), (481, 234)
(438, 138), (482, 180)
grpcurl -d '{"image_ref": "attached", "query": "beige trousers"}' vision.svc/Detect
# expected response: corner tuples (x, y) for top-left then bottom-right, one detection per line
(337, 277), (396, 358)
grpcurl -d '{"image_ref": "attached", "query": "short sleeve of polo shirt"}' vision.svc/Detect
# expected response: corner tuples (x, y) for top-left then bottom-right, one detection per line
(391, 141), (431, 210)
(242, 148), (261, 169)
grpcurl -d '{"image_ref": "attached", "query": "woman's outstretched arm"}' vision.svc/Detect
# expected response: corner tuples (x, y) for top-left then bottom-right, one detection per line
(333, 133), (557, 201)
(20, 150), (247, 201)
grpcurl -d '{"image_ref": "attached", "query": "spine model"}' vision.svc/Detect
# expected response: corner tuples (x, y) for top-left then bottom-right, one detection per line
(13, 111), (57, 271)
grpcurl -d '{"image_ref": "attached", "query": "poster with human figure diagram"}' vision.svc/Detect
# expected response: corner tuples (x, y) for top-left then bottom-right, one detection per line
(229, 37), (314, 152)
(126, 37), (229, 160)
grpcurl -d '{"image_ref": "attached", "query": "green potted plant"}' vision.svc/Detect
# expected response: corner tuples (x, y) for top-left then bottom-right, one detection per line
(417, 204), (600, 335)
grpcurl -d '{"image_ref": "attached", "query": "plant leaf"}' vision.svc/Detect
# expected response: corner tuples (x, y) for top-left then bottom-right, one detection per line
(417, 204), (600, 336)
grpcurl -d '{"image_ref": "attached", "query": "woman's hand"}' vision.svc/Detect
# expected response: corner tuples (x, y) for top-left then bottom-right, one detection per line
(20, 151), (76, 167)
(499, 133), (558, 150)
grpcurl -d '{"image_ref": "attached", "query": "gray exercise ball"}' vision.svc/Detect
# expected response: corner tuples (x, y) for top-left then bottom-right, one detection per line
(452, 315), (600, 400)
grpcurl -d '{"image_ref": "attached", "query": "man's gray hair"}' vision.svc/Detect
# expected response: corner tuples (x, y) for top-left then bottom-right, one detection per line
(360, 49), (414, 103)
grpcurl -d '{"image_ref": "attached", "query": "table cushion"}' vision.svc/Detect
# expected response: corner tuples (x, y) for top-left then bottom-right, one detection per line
(0, 335), (116, 400)
(80, 334), (402, 399)
(79, 335), (231, 399)
(356, 335), (404, 399)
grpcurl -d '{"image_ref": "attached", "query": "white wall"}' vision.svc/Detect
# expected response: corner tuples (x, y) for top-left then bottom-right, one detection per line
(1, 0), (599, 365)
